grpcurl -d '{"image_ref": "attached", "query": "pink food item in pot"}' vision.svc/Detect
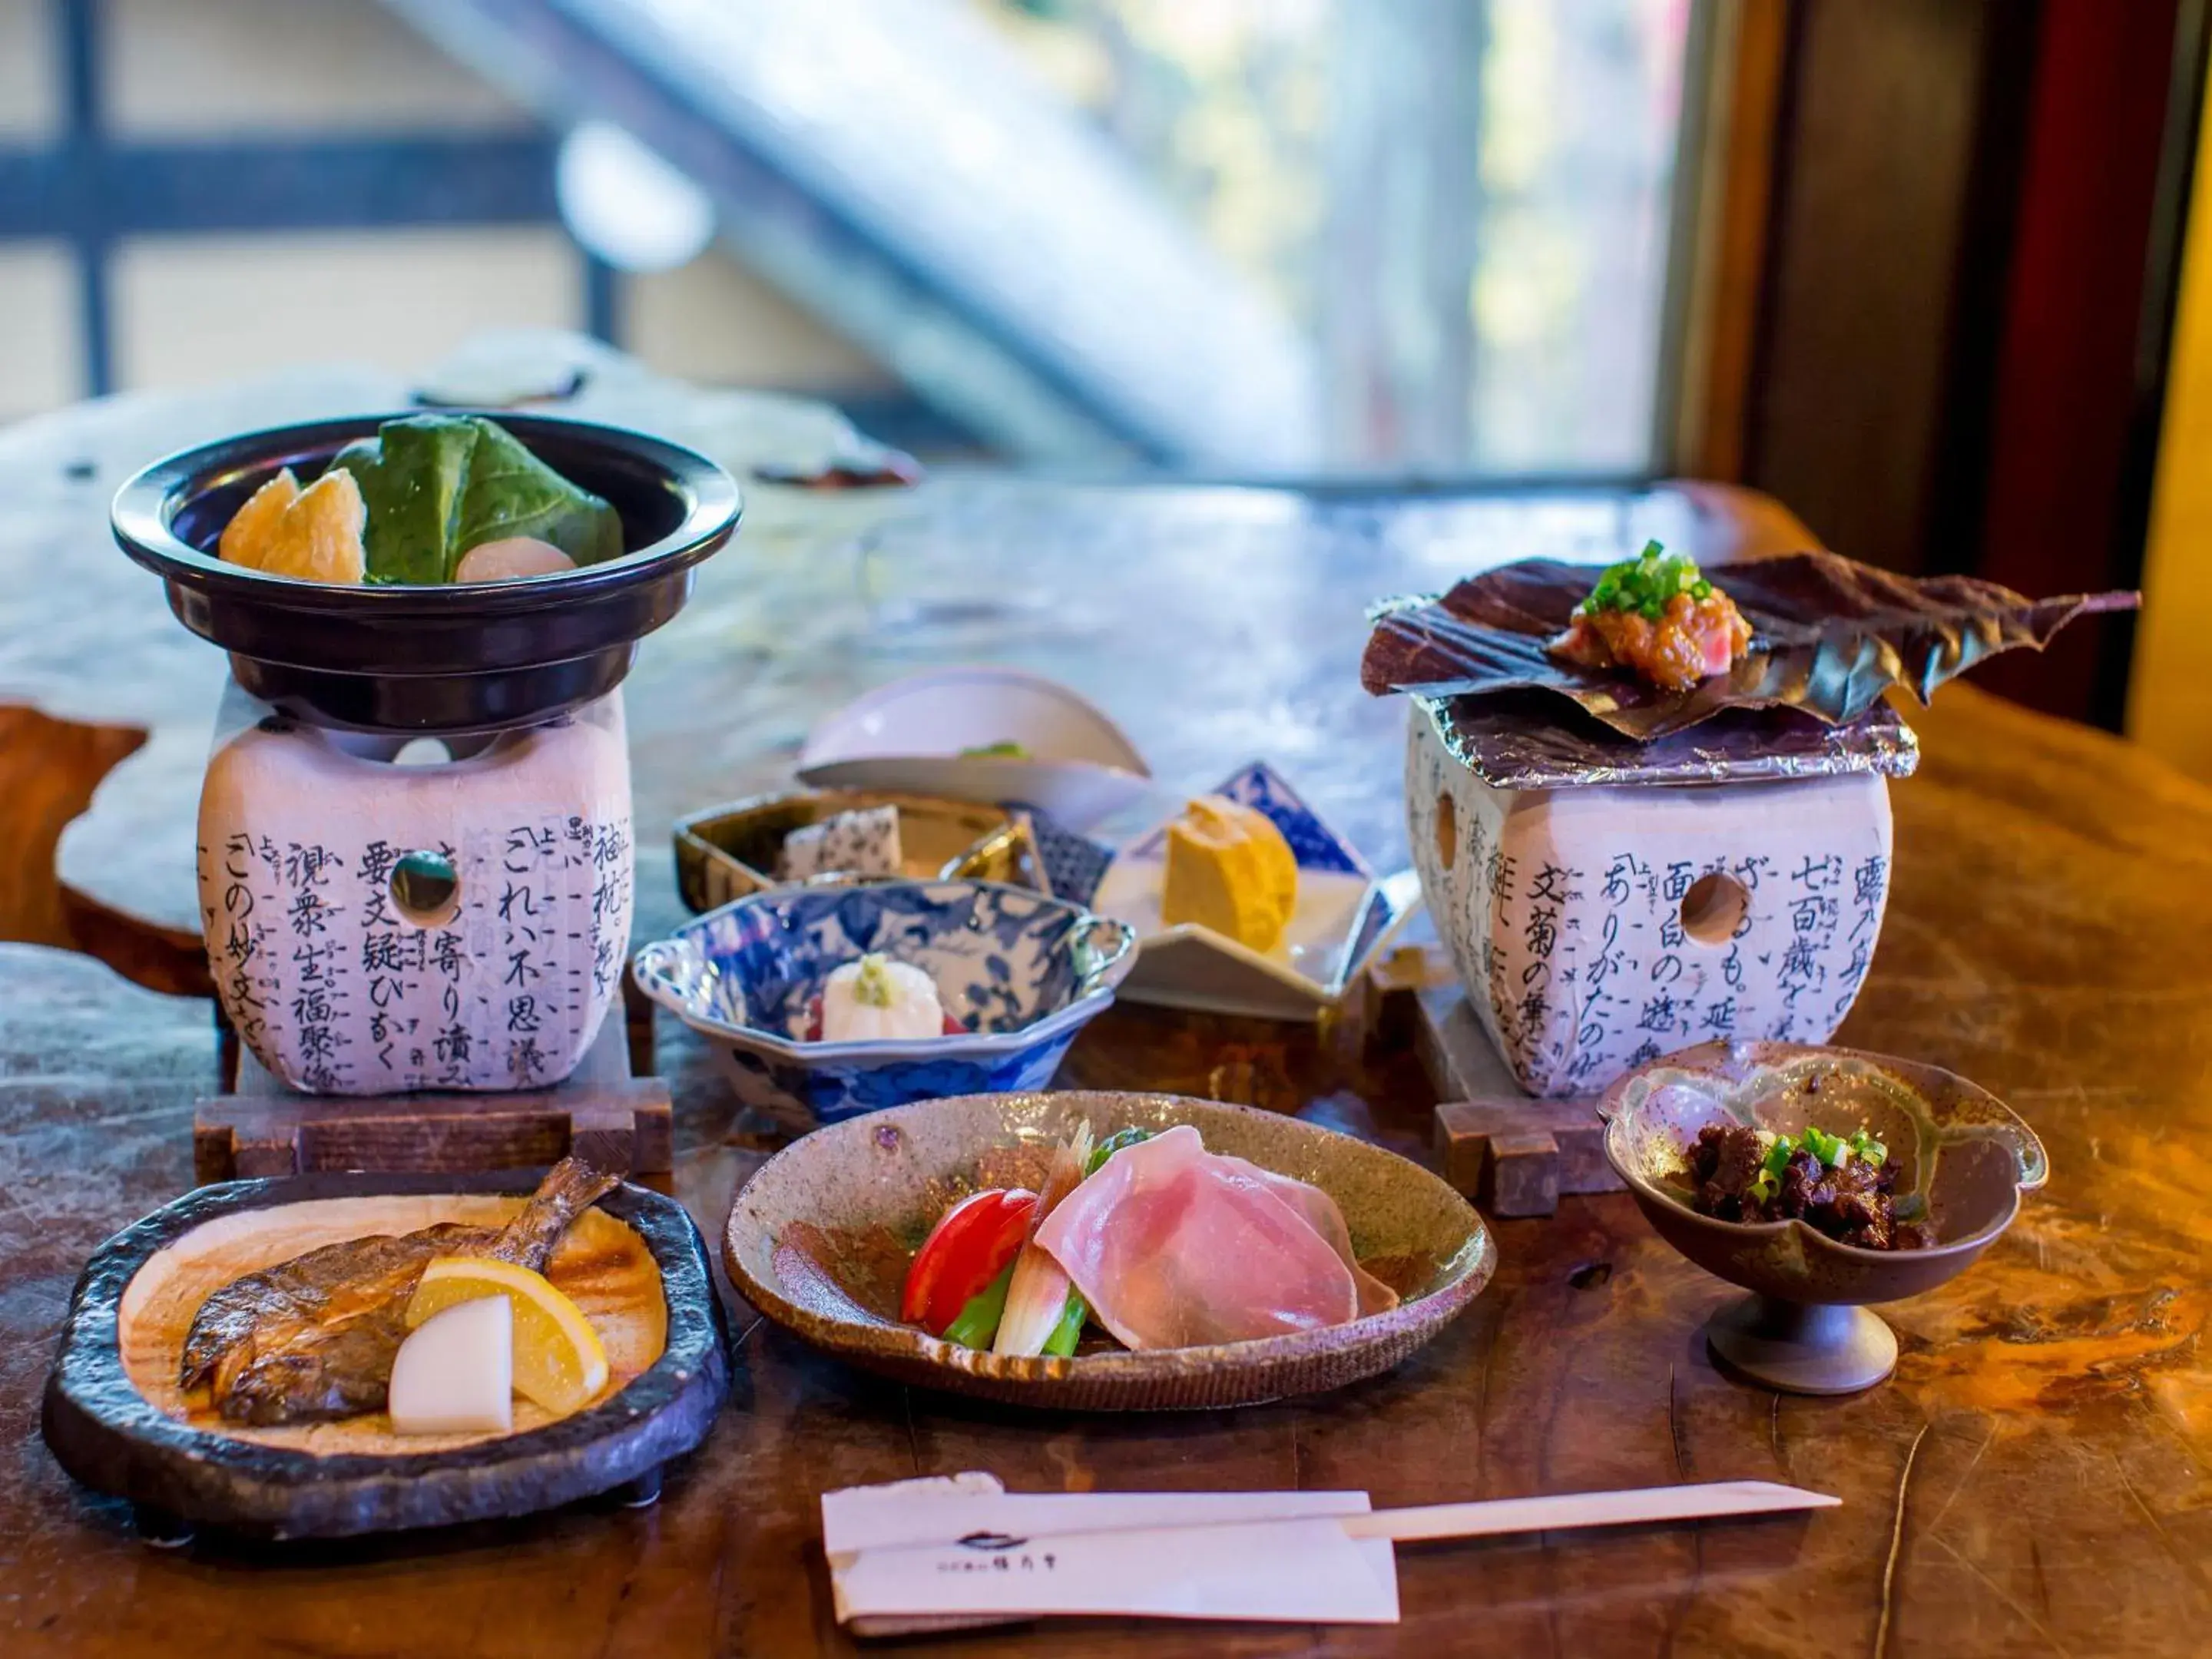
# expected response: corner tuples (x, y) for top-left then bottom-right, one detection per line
(453, 536), (576, 583)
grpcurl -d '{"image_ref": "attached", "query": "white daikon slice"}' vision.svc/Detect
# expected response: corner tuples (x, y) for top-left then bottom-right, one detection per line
(388, 1294), (514, 1435)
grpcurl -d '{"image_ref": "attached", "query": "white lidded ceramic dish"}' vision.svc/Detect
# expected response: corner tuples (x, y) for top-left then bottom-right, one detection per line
(796, 666), (1154, 831)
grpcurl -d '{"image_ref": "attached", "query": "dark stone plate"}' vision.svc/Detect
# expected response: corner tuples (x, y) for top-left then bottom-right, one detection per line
(110, 413), (742, 734)
(41, 1169), (730, 1542)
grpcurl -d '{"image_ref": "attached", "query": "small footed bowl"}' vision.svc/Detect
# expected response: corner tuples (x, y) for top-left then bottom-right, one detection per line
(633, 879), (1134, 1124)
(1599, 1040), (2048, 1395)
(796, 666), (1154, 831)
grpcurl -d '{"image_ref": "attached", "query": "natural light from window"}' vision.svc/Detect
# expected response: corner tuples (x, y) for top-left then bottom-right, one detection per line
(970, 0), (1692, 476)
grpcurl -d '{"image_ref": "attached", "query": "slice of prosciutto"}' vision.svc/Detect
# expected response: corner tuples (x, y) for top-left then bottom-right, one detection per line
(1032, 1124), (1399, 1350)
(1224, 1155), (1402, 1320)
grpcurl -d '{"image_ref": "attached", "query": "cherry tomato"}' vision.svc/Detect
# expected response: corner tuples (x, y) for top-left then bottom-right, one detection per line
(900, 1187), (1038, 1333)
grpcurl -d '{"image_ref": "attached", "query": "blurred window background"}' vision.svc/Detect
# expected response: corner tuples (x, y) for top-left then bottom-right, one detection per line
(0, 0), (1694, 477)
(969, 0), (1691, 475)
(5, 0), (2210, 757)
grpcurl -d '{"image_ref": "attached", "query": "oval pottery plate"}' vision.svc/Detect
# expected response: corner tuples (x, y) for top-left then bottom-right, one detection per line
(42, 1170), (730, 1541)
(724, 1091), (1496, 1409)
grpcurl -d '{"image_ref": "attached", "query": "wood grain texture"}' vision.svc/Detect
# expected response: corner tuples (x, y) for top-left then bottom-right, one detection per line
(0, 705), (144, 950)
(1674, 0), (1789, 481)
(195, 1013), (673, 1181)
(0, 373), (2204, 1652)
(7, 664), (2212, 1655)
(191, 1083), (674, 1183)
(1748, 0), (2006, 573)
(1434, 1097), (1620, 1217)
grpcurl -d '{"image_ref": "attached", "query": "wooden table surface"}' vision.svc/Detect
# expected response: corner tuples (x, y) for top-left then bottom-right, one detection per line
(1, 368), (2205, 1657)
(0, 365), (1794, 986)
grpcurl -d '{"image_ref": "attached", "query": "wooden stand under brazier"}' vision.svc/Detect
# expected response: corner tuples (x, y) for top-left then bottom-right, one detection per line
(195, 978), (671, 1183)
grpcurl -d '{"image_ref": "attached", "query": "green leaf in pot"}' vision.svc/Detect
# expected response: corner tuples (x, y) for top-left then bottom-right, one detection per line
(454, 418), (622, 571)
(332, 415), (621, 584)
(333, 417), (477, 586)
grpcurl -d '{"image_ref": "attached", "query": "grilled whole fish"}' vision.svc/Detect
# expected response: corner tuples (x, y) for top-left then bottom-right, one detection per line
(181, 1157), (620, 1426)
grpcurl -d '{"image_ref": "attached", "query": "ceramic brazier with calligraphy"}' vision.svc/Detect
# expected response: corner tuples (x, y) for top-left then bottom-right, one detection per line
(198, 691), (633, 1094)
(1406, 700), (1896, 1098)
(112, 411), (741, 1099)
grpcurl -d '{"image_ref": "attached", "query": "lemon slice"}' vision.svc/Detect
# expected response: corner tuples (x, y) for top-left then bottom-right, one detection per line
(405, 1256), (609, 1414)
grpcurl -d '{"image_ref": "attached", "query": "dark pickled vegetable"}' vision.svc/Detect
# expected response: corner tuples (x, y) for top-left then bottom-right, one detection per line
(1681, 1123), (1929, 1250)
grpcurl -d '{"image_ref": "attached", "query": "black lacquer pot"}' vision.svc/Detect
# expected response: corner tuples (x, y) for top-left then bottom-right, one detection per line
(111, 412), (741, 734)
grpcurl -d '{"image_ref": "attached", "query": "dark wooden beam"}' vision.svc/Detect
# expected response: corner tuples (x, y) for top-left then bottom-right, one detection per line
(1745, 0), (2032, 578)
(1675, 0), (1790, 483)
(1738, 0), (2195, 728)
(1969, 0), (2207, 728)
(0, 136), (561, 237)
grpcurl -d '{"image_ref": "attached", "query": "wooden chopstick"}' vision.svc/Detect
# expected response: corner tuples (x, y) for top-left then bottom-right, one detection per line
(1339, 1480), (1839, 1543)
(836, 1482), (1837, 1634)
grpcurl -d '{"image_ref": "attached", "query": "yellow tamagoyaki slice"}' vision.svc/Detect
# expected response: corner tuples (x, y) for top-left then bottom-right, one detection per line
(1160, 795), (1299, 954)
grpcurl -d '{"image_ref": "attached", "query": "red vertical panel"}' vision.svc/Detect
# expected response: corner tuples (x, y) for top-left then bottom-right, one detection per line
(1972, 0), (2178, 719)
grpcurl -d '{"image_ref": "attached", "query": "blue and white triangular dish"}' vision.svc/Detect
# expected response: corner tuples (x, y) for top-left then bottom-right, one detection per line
(1091, 760), (1421, 1022)
(1019, 807), (1121, 905)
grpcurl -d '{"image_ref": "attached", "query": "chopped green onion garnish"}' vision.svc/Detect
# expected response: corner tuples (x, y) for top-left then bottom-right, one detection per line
(1849, 1128), (1889, 1166)
(1803, 1127), (1847, 1167)
(1575, 541), (1721, 621)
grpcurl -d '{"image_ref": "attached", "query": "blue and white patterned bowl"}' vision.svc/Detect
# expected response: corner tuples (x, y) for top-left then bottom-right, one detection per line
(632, 880), (1136, 1124)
